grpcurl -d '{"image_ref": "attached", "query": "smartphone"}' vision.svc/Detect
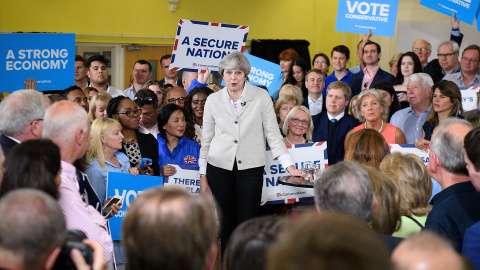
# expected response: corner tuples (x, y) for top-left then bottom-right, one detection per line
(102, 195), (123, 217)
(139, 158), (152, 168)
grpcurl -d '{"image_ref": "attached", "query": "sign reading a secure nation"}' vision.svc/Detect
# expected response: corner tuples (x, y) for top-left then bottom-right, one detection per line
(169, 19), (249, 74)
(335, 0), (399, 37)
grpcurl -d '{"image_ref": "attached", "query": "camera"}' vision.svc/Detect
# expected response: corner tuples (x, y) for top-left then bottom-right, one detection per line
(53, 230), (93, 270)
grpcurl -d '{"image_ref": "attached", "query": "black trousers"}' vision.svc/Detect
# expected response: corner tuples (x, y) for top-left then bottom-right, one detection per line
(207, 162), (264, 253)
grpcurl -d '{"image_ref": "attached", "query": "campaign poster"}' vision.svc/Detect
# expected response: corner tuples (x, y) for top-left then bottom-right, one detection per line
(106, 172), (163, 240)
(169, 19), (249, 74)
(335, 0), (399, 37)
(461, 86), (478, 112)
(389, 144), (430, 166)
(164, 165), (201, 194)
(420, 0), (480, 25)
(261, 142), (328, 205)
(0, 33), (75, 92)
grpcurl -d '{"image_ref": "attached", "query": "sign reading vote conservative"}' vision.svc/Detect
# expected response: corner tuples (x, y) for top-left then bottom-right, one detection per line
(420, 0), (480, 25)
(335, 0), (399, 37)
(106, 172), (163, 240)
(0, 33), (75, 92)
(170, 19), (249, 74)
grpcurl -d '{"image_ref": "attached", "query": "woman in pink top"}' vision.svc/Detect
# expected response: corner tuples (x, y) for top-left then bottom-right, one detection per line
(345, 89), (406, 148)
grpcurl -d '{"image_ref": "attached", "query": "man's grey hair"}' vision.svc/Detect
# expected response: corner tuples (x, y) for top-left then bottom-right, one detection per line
(0, 90), (49, 137)
(408, 73), (434, 89)
(314, 161), (374, 223)
(438, 41), (460, 54)
(413, 39), (432, 50)
(431, 117), (472, 176)
(0, 189), (66, 269)
(42, 101), (89, 145)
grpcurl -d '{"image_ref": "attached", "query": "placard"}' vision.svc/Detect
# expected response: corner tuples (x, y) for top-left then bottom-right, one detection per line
(461, 86), (478, 112)
(389, 144), (430, 166)
(164, 165), (201, 194)
(170, 19), (249, 74)
(420, 0), (480, 25)
(335, 0), (399, 37)
(106, 172), (163, 240)
(0, 33), (75, 92)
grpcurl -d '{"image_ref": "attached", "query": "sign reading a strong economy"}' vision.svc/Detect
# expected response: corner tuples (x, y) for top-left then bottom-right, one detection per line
(169, 19), (249, 74)
(0, 33), (75, 92)
(335, 0), (399, 37)
(420, 0), (480, 25)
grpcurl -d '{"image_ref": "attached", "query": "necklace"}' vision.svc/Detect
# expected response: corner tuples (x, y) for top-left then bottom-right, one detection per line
(286, 136), (306, 145)
(364, 120), (383, 132)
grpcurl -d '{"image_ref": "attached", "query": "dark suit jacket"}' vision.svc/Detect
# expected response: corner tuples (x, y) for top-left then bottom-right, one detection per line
(424, 33), (464, 83)
(120, 129), (160, 176)
(312, 112), (360, 165)
(348, 67), (395, 100)
(301, 95), (326, 115)
(0, 135), (19, 156)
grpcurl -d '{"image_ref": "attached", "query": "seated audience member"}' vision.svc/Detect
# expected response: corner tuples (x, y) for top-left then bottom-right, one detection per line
(124, 60), (153, 100)
(415, 80), (464, 151)
(425, 41), (461, 84)
(346, 89), (406, 145)
(443, 45), (480, 88)
(282, 105), (313, 145)
(284, 58), (309, 97)
(348, 94), (359, 119)
(392, 231), (469, 270)
(267, 211), (390, 270)
(143, 79), (167, 109)
(465, 89), (480, 120)
(275, 94), (302, 136)
(363, 165), (401, 235)
(272, 49), (299, 100)
(88, 91), (112, 122)
(380, 153), (432, 238)
(425, 118), (480, 252)
(0, 140), (60, 199)
(349, 41), (395, 98)
(83, 86), (99, 104)
(134, 89), (160, 139)
(344, 129), (390, 168)
(86, 118), (139, 204)
(312, 52), (330, 75)
(43, 101), (114, 262)
(390, 73), (434, 144)
(184, 86), (214, 144)
(157, 104), (200, 177)
(393, 52), (423, 108)
(223, 216), (286, 270)
(372, 81), (401, 122)
(278, 84), (304, 104)
(302, 69), (326, 116)
(166, 86), (187, 108)
(389, 52), (402, 77)
(0, 89), (49, 155)
(312, 81), (360, 165)
(122, 186), (218, 270)
(323, 45), (353, 97)
(107, 96), (159, 176)
(87, 55), (124, 97)
(61, 85), (89, 112)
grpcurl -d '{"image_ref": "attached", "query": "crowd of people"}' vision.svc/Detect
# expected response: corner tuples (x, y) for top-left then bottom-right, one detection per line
(2, 13), (480, 269)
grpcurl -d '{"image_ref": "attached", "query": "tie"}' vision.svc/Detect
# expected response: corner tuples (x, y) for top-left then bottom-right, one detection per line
(331, 119), (337, 123)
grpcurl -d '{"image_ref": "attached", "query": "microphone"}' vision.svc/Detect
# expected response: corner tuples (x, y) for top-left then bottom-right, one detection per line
(241, 102), (246, 106)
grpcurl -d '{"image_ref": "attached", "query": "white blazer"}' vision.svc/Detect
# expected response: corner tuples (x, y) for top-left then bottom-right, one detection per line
(200, 82), (287, 171)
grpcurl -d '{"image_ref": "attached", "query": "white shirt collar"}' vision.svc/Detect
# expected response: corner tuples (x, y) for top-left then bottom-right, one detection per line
(328, 111), (344, 121)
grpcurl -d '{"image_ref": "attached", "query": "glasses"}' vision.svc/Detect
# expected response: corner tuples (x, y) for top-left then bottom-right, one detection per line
(462, 57), (480, 63)
(290, 118), (309, 126)
(117, 109), (141, 117)
(168, 97), (186, 104)
(437, 53), (456, 58)
(412, 48), (430, 52)
(134, 96), (154, 103)
(313, 62), (328, 66)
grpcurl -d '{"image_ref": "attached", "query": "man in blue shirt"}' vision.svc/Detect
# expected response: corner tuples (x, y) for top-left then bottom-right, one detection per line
(323, 45), (353, 98)
(390, 73), (433, 144)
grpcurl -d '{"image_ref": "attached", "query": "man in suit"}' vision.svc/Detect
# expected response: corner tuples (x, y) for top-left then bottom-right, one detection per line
(349, 41), (395, 99)
(159, 54), (184, 88)
(0, 89), (49, 155)
(312, 81), (360, 165)
(302, 69), (325, 116)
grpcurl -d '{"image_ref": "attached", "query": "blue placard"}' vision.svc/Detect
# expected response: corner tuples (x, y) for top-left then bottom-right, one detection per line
(0, 33), (75, 92)
(477, 4), (480, 31)
(420, 0), (480, 25)
(335, 0), (399, 37)
(106, 172), (164, 240)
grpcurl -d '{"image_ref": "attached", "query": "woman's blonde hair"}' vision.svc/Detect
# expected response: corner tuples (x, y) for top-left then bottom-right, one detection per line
(379, 152), (432, 216)
(87, 117), (122, 171)
(88, 92), (112, 122)
(275, 94), (301, 123)
(278, 84), (304, 104)
(356, 89), (388, 123)
(282, 105), (313, 141)
(344, 129), (390, 168)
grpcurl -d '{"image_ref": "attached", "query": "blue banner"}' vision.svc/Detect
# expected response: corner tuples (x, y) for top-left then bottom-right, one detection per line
(106, 172), (163, 240)
(335, 0), (399, 37)
(420, 0), (480, 25)
(0, 33), (75, 92)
